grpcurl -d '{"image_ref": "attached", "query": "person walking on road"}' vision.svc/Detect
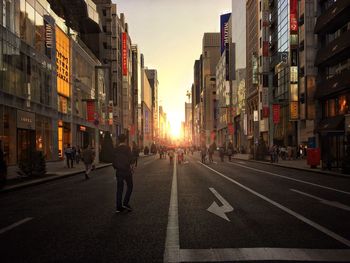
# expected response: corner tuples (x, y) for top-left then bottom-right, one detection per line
(227, 141), (234, 162)
(64, 144), (74, 168)
(219, 145), (225, 162)
(201, 143), (207, 163)
(208, 144), (215, 163)
(132, 141), (139, 167)
(113, 134), (135, 213)
(82, 145), (95, 180)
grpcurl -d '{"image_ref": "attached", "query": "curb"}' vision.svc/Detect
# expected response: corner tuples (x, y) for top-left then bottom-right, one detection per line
(232, 157), (350, 179)
(0, 163), (112, 194)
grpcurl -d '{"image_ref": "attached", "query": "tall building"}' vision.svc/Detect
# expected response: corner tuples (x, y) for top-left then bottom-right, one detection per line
(184, 102), (192, 145)
(270, 0), (299, 148)
(131, 45), (139, 144)
(145, 69), (159, 143)
(314, 0), (350, 169)
(192, 59), (201, 147)
(246, 0), (259, 154)
(202, 33), (221, 145)
(0, 0), (107, 165)
(232, 0), (247, 153)
(140, 55), (153, 149)
(298, 0), (317, 150)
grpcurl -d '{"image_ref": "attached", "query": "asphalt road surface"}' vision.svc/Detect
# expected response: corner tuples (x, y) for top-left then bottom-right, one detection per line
(1, 153), (350, 262)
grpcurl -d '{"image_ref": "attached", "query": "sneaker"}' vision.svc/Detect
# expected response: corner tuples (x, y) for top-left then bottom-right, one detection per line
(115, 207), (125, 213)
(122, 205), (132, 211)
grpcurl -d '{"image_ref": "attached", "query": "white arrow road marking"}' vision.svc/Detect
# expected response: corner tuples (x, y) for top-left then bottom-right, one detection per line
(291, 189), (350, 211)
(198, 161), (350, 247)
(0, 217), (33, 235)
(207, 188), (234, 222)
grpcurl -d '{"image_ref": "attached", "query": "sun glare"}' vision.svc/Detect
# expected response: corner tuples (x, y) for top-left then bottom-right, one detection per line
(168, 113), (182, 139)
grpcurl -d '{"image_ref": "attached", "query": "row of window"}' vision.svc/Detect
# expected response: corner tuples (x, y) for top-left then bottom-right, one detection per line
(323, 94), (350, 118)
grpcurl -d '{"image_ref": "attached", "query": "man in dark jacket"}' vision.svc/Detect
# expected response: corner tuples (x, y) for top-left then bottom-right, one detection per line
(113, 134), (135, 213)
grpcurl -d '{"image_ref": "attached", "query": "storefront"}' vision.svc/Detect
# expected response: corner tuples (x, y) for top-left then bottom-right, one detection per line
(76, 125), (94, 149)
(58, 120), (71, 158)
(0, 106), (55, 164)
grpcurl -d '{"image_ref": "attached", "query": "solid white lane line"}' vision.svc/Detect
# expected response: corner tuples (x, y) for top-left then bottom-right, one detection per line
(0, 217), (33, 235)
(164, 157), (180, 263)
(291, 189), (350, 212)
(237, 161), (247, 165)
(228, 162), (350, 196)
(180, 248), (350, 262)
(198, 161), (350, 247)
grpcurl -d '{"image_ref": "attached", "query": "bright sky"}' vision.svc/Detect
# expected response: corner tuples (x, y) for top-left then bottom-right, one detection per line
(113, 0), (231, 136)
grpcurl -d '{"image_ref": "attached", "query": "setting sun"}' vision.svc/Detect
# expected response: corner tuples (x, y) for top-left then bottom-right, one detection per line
(167, 112), (182, 139)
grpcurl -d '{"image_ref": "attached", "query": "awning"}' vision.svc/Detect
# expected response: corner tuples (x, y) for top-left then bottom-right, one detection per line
(315, 30), (350, 67)
(316, 115), (345, 133)
(314, 0), (350, 35)
(315, 69), (350, 99)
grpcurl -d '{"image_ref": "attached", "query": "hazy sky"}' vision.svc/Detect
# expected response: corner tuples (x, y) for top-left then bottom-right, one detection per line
(113, 0), (231, 134)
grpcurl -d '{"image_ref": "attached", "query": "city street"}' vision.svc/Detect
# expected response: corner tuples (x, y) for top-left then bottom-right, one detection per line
(1, 153), (350, 262)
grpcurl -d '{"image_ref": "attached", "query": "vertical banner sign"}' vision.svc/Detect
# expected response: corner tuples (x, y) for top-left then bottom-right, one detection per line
(122, 32), (128, 76)
(220, 13), (231, 54)
(253, 110), (259, 122)
(290, 0), (298, 33)
(262, 87), (269, 117)
(87, 100), (95, 122)
(243, 114), (248, 135)
(44, 15), (56, 60)
(228, 123), (234, 135)
(108, 100), (113, 125)
(273, 104), (280, 124)
(290, 101), (299, 120)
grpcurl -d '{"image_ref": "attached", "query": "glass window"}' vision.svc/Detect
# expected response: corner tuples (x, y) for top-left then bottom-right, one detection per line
(328, 99), (335, 117)
(35, 11), (44, 53)
(339, 95), (349, 115)
(25, 2), (35, 46)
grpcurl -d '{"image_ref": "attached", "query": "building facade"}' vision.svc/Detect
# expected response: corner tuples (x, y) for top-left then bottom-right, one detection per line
(202, 33), (221, 145)
(314, 0), (350, 169)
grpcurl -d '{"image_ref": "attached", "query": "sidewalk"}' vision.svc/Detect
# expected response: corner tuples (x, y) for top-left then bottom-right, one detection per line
(1, 161), (112, 193)
(1, 153), (155, 193)
(232, 153), (350, 178)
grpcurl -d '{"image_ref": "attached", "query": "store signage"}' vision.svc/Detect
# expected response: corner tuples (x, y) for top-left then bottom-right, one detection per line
(263, 107), (269, 118)
(273, 104), (280, 124)
(56, 26), (70, 97)
(290, 101), (299, 120)
(243, 114), (248, 135)
(44, 16), (55, 59)
(108, 100), (113, 125)
(253, 110), (259, 122)
(228, 123), (234, 135)
(17, 110), (35, 130)
(220, 13), (231, 54)
(290, 0), (298, 33)
(122, 32), (128, 76)
(87, 100), (95, 122)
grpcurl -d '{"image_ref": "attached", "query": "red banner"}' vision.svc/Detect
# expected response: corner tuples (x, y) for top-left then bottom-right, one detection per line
(290, 0), (298, 33)
(122, 32), (128, 76)
(273, 104), (280, 124)
(263, 107), (269, 118)
(87, 100), (95, 122)
(263, 41), (269, 57)
(228, 123), (234, 135)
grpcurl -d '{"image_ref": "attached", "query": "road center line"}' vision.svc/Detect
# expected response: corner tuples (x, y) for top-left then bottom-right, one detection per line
(164, 156), (180, 262)
(0, 217), (33, 235)
(229, 162), (350, 195)
(198, 161), (350, 247)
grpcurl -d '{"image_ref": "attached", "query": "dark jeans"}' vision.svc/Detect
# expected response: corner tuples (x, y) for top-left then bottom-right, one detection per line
(116, 173), (133, 210)
(66, 154), (73, 168)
